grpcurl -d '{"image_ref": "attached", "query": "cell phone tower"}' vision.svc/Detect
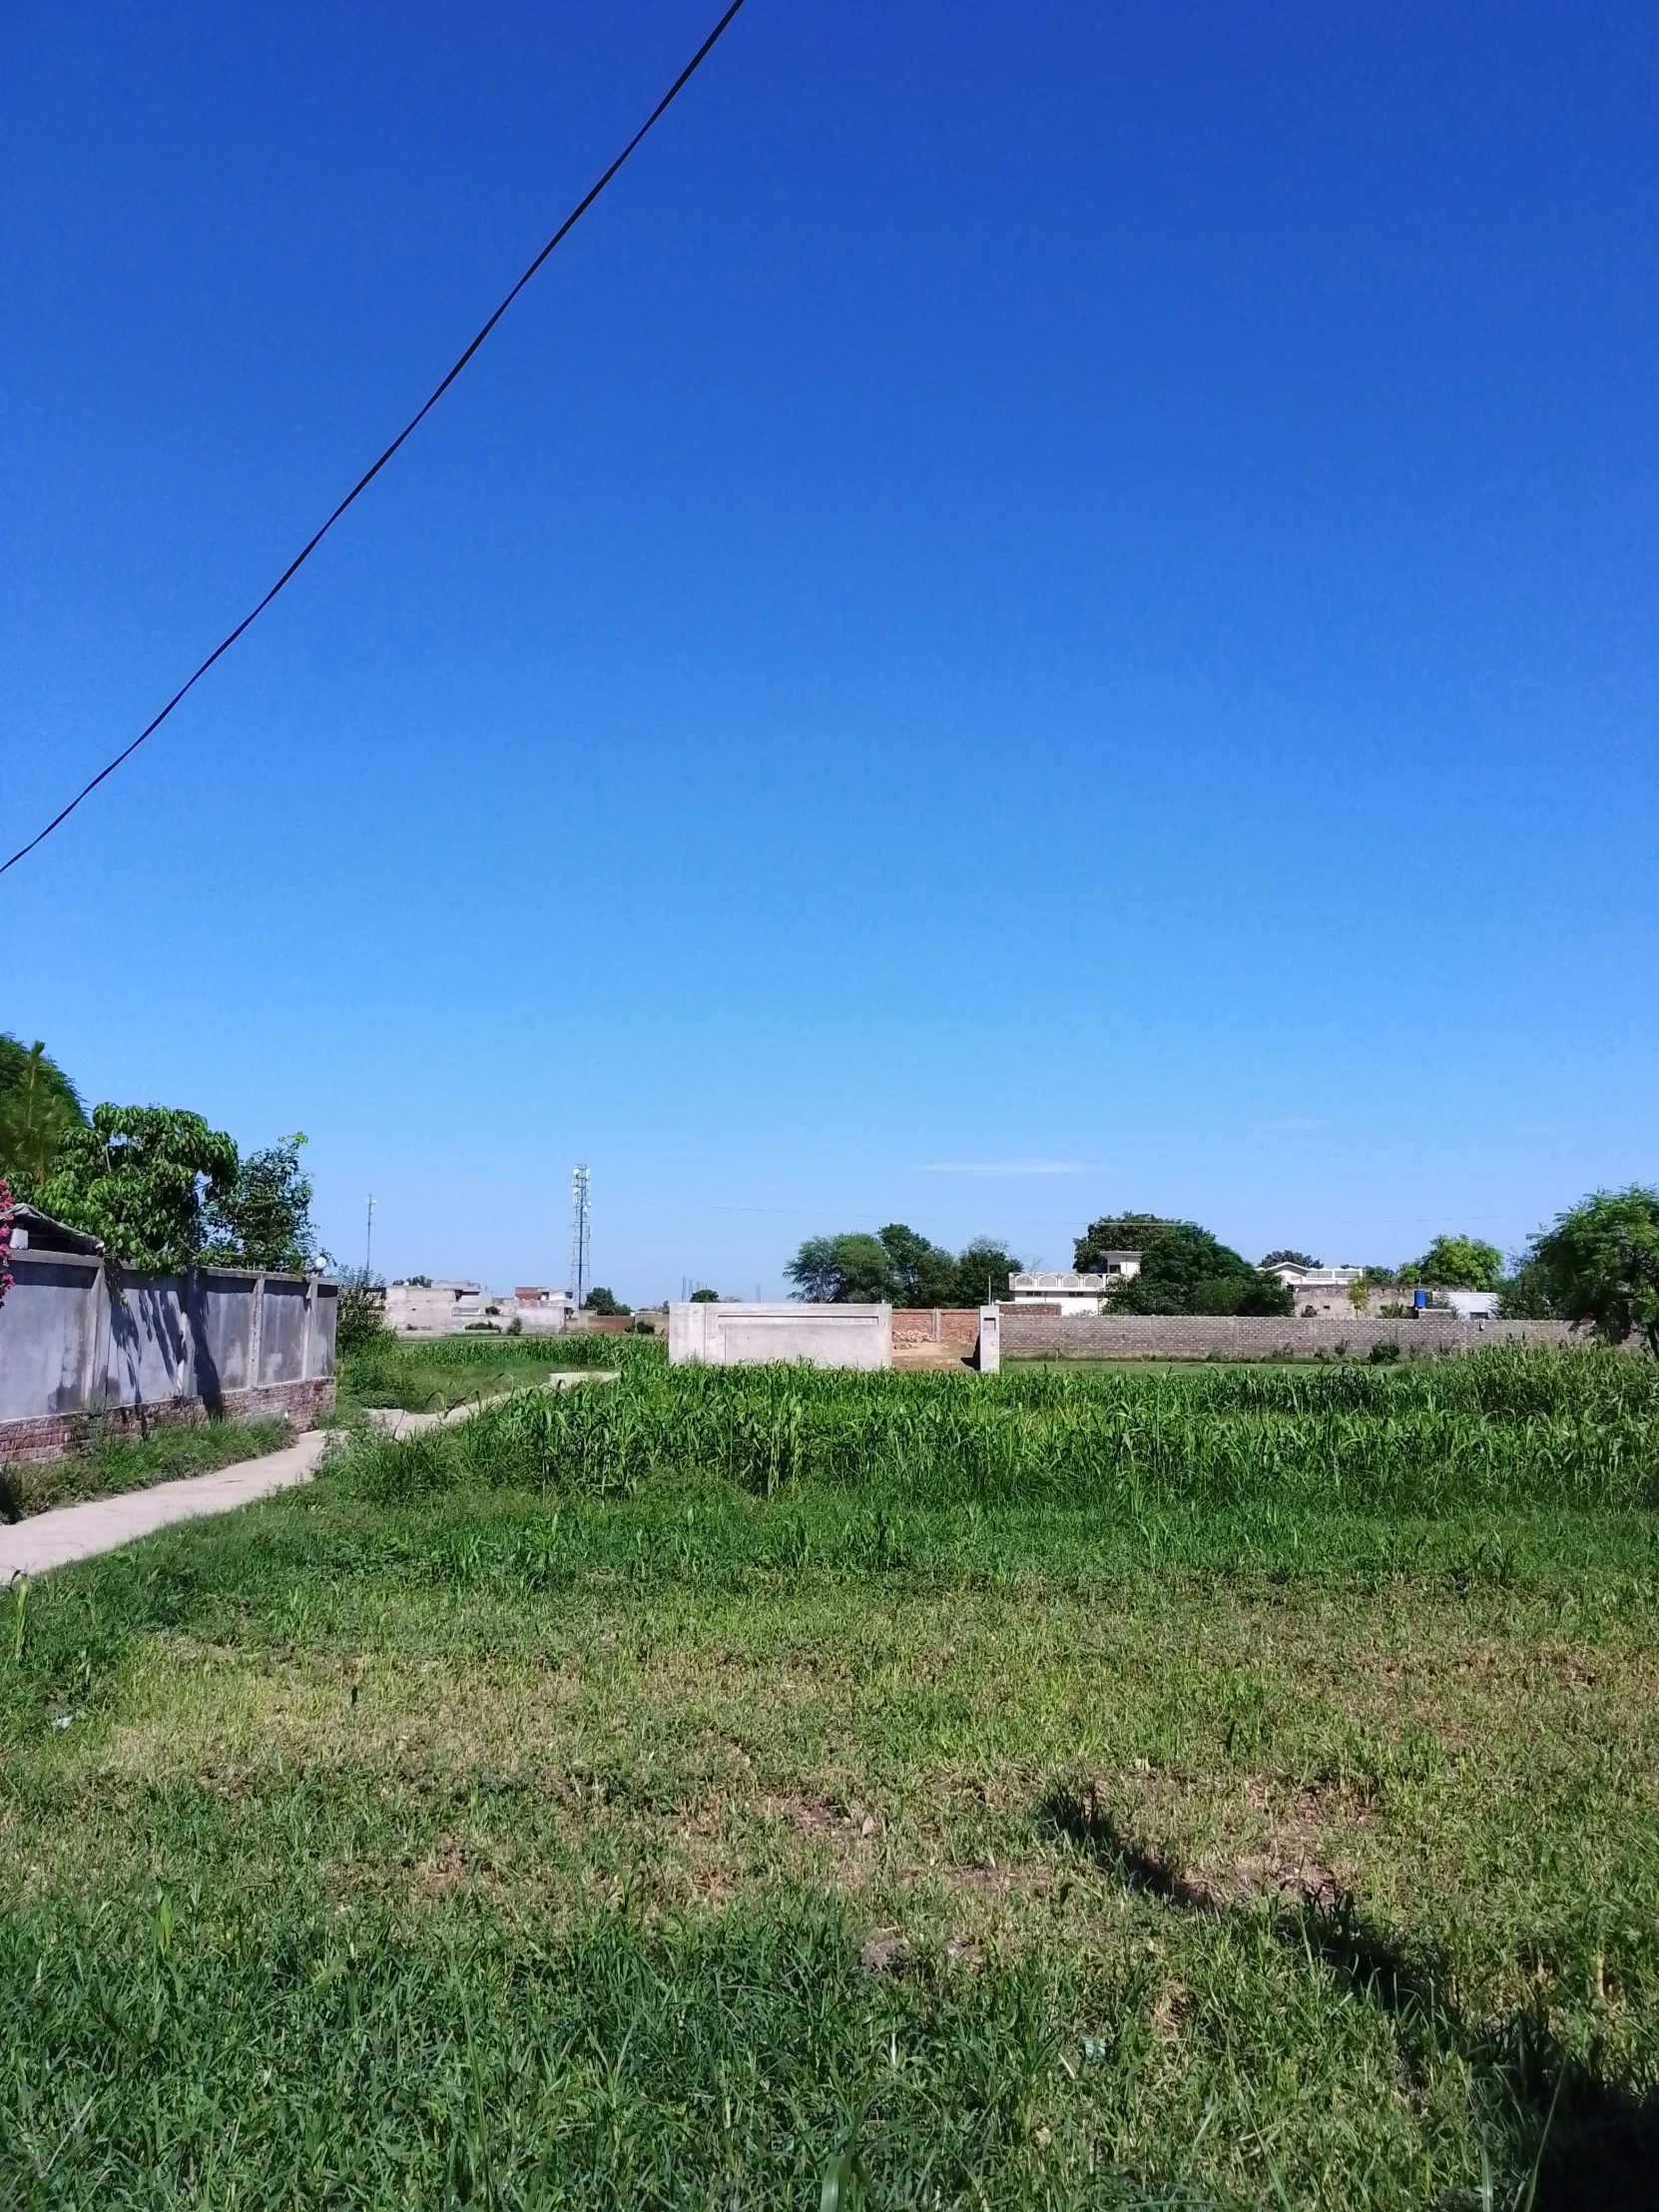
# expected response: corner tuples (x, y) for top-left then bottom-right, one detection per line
(569, 1164), (591, 1310)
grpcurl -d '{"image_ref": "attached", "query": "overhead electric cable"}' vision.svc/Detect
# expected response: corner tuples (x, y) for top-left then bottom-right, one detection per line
(0, 0), (749, 880)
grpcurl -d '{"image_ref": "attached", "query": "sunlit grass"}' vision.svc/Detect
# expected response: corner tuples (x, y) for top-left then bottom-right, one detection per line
(0, 1414), (292, 1521)
(3, 1347), (1655, 2205)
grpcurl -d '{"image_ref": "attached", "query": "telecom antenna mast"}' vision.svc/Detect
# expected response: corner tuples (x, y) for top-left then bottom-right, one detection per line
(570, 1164), (591, 1311)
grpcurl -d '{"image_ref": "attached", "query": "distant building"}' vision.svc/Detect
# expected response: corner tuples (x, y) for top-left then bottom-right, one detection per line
(510, 1286), (575, 1334)
(383, 1280), (575, 1334)
(383, 1280), (490, 1333)
(1007, 1258), (1140, 1316)
(1270, 1263), (1365, 1317)
(1442, 1289), (1499, 1321)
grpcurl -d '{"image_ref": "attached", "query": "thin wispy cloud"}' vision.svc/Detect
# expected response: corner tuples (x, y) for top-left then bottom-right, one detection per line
(917, 1160), (1095, 1177)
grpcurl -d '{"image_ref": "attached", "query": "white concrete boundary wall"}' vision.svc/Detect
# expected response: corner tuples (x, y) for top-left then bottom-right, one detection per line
(668, 1302), (892, 1370)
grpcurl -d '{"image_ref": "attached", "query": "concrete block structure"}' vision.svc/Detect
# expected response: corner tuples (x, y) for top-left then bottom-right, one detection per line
(383, 1280), (490, 1333)
(669, 1301), (892, 1369)
(977, 1305), (1000, 1374)
(510, 1287), (575, 1334)
(0, 1229), (336, 1462)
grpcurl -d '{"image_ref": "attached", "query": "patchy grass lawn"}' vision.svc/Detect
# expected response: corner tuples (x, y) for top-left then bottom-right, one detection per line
(331, 1325), (638, 1417)
(3, 1351), (1657, 2207)
(0, 1414), (292, 1521)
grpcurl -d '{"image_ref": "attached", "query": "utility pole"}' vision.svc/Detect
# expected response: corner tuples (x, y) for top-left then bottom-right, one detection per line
(365, 1194), (374, 1276)
(570, 1165), (591, 1312)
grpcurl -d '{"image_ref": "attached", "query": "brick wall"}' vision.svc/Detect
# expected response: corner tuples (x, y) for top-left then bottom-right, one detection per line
(998, 1311), (1578, 1362)
(0, 1376), (333, 1465)
(890, 1308), (983, 1348)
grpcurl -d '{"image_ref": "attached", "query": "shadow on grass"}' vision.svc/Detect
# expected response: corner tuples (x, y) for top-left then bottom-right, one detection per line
(1037, 1783), (1659, 2212)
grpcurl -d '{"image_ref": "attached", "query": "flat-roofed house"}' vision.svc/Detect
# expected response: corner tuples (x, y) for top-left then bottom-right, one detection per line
(1270, 1262), (1365, 1317)
(1006, 1257), (1141, 1316)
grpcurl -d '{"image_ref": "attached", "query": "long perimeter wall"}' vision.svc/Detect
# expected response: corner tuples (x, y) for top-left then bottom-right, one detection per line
(0, 1252), (336, 1462)
(999, 1310), (1577, 1362)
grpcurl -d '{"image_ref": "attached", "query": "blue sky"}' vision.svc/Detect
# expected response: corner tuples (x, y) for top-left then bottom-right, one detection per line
(4, 0), (1655, 1299)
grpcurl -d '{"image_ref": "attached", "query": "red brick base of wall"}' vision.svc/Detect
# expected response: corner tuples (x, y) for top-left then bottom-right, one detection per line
(890, 1308), (982, 1347)
(0, 1377), (334, 1465)
(891, 1308), (984, 1367)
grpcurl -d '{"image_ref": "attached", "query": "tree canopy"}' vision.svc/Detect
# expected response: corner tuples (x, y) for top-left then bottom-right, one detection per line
(583, 1286), (630, 1317)
(5, 1035), (322, 1275)
(1524, 1188), (1659, 1354)
(0, 1036), (87, 1191)
(785, 1224), (1022, 1308)
(34, 1099), (321, 1276)
(1260, 1249), (1319, 1271)
(1073, 1214), (1168, 1270)
(202, 1133), (318, 1274)
(1407, 1235), (1504, 1291)
(1075, 1213), (1294, 1317)
(38, 1104), (239, 1274)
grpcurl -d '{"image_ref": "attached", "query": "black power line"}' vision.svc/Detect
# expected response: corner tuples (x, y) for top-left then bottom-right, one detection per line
(1, 0), (749, 880)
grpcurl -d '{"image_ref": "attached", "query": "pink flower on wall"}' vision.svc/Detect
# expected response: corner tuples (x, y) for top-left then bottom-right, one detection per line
(0, 1177), (13, 1309)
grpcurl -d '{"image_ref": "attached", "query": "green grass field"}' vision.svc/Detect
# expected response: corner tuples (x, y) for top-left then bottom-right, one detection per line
(331, 1325), (634, 1416)
(0, 1414), (293, 1521)
(3, 1344), (1656, 2207)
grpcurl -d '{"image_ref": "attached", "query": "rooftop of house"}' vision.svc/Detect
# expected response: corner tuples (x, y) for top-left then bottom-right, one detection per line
(7, 1202), (104, 1256)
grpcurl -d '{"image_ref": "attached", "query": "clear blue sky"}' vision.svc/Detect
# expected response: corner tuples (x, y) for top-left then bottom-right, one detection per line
(4, 0), (1654, 1299)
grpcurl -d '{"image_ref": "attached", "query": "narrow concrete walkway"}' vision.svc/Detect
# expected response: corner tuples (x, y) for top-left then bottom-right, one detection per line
(0, 1429), (328, 1584)
(0, 1369), (619, 1584)
(362, 1368), (617, 1439)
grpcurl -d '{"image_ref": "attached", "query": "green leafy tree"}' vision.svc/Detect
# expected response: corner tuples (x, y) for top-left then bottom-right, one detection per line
(38, 1104), (239, 1273)
(785, 1233), (897, 1305)
(202, 1133), (317, 1272)
(582, 1286), (631, 1317)
(1079, 1213), (1293, 1317)
(334, 1266), (386, 1353)
(689, 1288), (721, 1303)
(789, 1227), (1024, 1307)
(1527, 1188), (1659, 1353)
(1073, 1213), (1166, 1271)
(875, 1224), (957, 1308)
(1407, 1235), (1504, 1291)
(1260, 1249), (1319, 1271)
(0, 1036), (87, 1192)
(953, 1238), (1023, 1308)
(1497, 1254), (1557, 1320)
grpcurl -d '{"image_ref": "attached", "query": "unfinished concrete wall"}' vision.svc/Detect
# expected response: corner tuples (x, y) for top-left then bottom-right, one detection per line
(383, 1282), (487, 1334)
(0, 1257), (337, 1461)
(669, 1302), (892, 1370)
